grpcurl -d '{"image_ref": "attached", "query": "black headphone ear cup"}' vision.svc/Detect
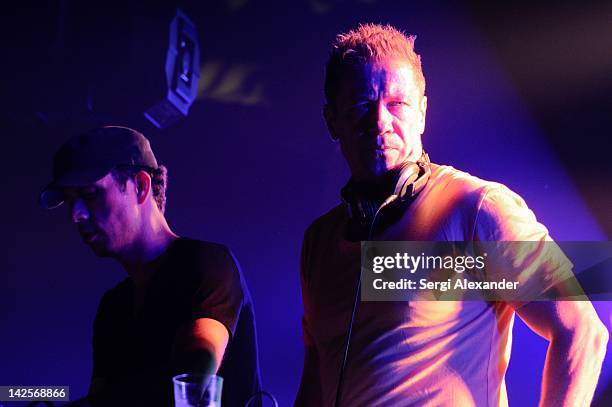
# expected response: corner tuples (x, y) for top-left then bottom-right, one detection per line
(341, 184), (378, 224)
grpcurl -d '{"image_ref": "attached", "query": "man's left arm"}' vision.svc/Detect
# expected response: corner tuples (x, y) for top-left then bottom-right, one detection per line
(475, 185), (609, 406)
(514, 300), (608, 407)
(171, 244), (245, 376)
(173, 318), (230, 375)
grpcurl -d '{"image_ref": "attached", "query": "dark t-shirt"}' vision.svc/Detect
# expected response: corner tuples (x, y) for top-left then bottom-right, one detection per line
(91, 238), (261, 406)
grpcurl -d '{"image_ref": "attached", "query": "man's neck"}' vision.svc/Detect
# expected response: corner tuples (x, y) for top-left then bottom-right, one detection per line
(118, 220), (179, 288)
(351, 168), (402, 200)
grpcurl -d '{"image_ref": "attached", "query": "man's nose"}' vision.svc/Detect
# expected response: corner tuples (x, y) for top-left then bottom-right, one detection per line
(71, 199), (89, 223)
(372, 100), (393, 134)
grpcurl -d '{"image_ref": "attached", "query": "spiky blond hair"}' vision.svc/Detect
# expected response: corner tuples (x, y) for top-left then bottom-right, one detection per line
(324, 23), (426, 103)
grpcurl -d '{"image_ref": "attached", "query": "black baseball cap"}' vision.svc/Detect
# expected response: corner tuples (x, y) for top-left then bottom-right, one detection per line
(40, 126), (159, 209)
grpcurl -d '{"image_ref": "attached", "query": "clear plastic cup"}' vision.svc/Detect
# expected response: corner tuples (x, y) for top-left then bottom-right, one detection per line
(172, 373), (223, 407)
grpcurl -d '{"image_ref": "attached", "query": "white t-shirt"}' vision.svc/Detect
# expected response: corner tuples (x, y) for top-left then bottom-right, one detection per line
(300, 164), (571, 406)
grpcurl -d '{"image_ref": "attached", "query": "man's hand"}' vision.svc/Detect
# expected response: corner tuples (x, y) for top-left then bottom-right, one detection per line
(515, 300), (608, 407)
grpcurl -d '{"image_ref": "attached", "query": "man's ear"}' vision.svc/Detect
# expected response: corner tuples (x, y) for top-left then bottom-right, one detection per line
(323, 103), (339, 141)
(133, 171), (152, 205)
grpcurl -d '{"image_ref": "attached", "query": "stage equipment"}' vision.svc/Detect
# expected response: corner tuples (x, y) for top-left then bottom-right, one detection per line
(145, 9), (200, 129)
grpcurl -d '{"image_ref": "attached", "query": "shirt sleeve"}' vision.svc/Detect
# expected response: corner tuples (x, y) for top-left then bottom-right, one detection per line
(474, 184), (577, 302)
(191, 245), (245, 339)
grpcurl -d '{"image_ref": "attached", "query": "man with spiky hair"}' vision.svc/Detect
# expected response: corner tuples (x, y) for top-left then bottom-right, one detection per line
(41, 126), (261, 406)
(296, 24), (607, 406)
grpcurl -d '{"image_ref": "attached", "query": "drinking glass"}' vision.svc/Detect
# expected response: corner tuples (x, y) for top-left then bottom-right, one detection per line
(172, 373), (223, 407)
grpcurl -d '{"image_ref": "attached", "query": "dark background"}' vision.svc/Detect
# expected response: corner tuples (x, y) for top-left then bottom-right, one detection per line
(1, 1), (611, 405)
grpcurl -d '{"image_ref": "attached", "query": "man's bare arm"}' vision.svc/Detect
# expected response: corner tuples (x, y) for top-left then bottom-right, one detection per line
(86, 318), (228, 403)
(515, 300), (608, 407)
(173, 317), (230, 374)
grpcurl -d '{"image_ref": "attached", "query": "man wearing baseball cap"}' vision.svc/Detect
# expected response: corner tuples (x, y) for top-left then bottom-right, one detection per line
(41, 126), (261, 406)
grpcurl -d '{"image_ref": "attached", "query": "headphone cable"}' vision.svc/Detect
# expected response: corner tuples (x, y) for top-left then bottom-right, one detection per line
(333, 194), (398, 407)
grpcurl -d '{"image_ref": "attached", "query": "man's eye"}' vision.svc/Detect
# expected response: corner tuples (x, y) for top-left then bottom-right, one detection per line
(346, 102), (372, 114)
(388, 101), (409, 107)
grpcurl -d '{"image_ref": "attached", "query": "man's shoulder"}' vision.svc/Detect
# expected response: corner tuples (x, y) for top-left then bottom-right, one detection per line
(164, 237), (242, 283)
(430, 164), (528, 207)
(171, 237), (232, 258)
(426, 163), (516, 208)
(101, 276), (131, 298)
(428, 164), (502, 194)
(165, 237), (241, 270)
(430, 164), (546, 239)
(303, 203), (346, 241)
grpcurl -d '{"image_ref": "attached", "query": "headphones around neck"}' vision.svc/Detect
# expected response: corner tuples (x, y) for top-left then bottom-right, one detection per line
(341, 152), (431, 225)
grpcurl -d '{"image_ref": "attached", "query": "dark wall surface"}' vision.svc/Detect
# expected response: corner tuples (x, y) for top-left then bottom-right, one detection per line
(1, 1), (611, 405)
